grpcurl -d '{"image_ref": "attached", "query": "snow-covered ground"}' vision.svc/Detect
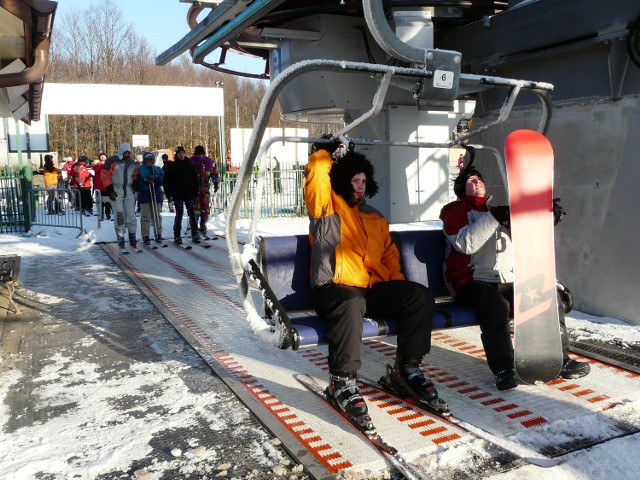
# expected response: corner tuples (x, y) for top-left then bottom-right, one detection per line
(1, 211), (639, 479)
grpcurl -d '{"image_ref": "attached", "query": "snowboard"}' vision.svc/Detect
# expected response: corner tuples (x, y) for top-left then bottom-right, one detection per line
(505, 129), (564, 384)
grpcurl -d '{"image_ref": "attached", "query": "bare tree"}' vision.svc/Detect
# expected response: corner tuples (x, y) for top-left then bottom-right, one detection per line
(46, 1), (331, 159)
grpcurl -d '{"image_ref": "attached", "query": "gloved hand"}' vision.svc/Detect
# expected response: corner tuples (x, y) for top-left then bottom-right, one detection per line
(147, 175), (157, 182)
(214, 183), (219, 193)
(556, 280), (573, 314)
(553, 197), (566, 225)
(489, 205), (510, 228)
(311, 134), (342, 155)
(106, 185), (117, 201)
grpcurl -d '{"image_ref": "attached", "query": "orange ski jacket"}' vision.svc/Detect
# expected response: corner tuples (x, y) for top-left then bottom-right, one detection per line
(304, 149), (404, 289)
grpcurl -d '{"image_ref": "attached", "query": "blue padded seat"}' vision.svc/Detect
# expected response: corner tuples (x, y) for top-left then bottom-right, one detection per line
(257, 230), (478, 348)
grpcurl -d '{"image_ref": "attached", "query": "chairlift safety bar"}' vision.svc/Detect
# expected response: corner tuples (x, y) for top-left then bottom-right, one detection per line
(225, 58), (554, 331)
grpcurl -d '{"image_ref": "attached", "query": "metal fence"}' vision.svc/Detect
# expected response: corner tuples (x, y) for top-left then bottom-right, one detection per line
(0, 166), (307, 235)
(30, 186), (85, 234)
(0, 169), (27, 234)
(223, 167), (307, 218)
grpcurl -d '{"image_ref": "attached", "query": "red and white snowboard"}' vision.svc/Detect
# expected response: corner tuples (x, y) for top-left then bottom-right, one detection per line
(505, 129), (564, 384)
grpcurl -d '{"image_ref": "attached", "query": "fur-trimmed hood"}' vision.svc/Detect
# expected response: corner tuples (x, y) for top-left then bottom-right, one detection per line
(329, 151), (379, 203)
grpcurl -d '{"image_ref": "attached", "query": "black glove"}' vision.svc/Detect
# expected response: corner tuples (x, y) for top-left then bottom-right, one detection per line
(490, 205), (510, 228)
(214, 183), (219, 193)
(553, 197), (566, 225)
(106, 184), (117, 201)
(311, 134), (341, 155)
(557, 281), (573, 314)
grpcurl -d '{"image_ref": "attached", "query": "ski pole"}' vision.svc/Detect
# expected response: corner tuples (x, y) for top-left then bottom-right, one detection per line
(149, 180), (159, 239)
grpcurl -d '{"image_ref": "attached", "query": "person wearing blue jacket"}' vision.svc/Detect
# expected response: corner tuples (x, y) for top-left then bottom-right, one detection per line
(137, 152), (165, 245)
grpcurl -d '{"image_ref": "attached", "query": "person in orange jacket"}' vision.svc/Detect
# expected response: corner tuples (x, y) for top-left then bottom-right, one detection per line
(43, 154), (63, 215)
(304, 139), (436, 432)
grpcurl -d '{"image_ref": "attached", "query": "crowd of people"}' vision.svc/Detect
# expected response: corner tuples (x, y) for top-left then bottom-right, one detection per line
(42, 143), (220, 250)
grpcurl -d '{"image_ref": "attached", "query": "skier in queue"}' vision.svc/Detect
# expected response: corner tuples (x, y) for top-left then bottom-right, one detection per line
(304, 137), (438, 434)
(439, 159), (590, 391)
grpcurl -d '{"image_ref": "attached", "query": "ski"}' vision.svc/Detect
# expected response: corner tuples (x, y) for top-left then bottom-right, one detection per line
(358, 372), (562, 468)
(119, 246), (130, 255)
(154, 239), (168, 248)
(173, 242), (193, 250)
(294, 373), (431, 480)
(367, 364), (451, 417)
(143, 240), (158, 250)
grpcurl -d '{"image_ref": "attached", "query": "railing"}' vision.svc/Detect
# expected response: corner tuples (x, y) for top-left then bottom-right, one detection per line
(30, 186), (84, 235)
(222, 167), (307, 218)
(0, 169), (27, 234)
(0, 166), (306, 236)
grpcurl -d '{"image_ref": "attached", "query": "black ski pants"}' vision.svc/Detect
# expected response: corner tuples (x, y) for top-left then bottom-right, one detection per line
(455, 280), (570, 375)
(173, 198), (198, 237)
(312, 280), (434, 374)
(456, 281), (514, 374)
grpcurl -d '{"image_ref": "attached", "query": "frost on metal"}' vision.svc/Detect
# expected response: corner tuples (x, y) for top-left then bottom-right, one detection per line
(243, 297), (281, 347)
(241, 243), (258, 271)
(240, 243), (283, 347)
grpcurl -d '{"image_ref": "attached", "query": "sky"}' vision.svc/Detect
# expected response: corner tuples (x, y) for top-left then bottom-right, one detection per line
(1, 213), (639, 479)
(55, 0), (266, 75)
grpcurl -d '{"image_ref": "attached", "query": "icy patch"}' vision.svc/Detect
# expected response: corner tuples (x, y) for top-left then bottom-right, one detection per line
(566, 311), (640, 346)
(0, 352), (234, 480)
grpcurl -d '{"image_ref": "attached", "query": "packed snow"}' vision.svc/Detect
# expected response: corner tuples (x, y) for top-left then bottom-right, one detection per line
(1, 212), (638, 480)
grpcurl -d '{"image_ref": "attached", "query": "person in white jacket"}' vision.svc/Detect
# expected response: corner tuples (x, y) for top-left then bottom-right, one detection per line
(439, 165), (590, 390)
(101, 142), (139, 250)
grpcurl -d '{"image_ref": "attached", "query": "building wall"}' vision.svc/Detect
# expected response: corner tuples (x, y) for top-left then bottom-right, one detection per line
(471, 95), (640, 324)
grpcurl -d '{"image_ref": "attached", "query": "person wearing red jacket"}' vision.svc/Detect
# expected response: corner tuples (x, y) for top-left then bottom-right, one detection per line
(304, 139), (436, 432)
(71, 155), (94, 216)
(93, 153), (112, 220)
(62, 157), (77, 210)
(439, 165), (590, 391)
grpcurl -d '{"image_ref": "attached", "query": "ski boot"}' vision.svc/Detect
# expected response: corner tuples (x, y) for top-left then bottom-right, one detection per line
(326, 372), (376, 436)
(191, 231), (202, 244)
(174, 229), (182, 245)
(156, 234), (164, 242)
(129, 233), (138, 249)
(116, 237), (129, 254)
(383, 355), (448, 414)
(143, 236), (151, 246)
